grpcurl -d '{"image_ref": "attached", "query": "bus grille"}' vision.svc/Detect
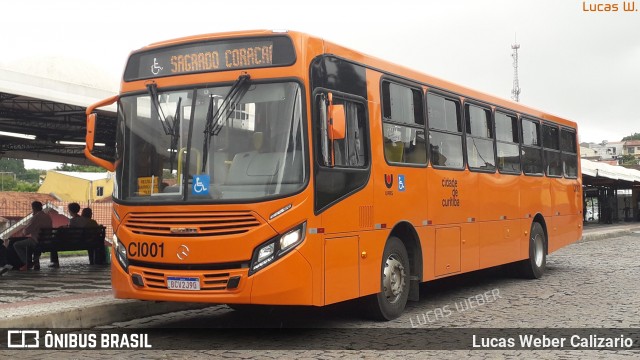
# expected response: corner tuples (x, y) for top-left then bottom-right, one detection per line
(124, 211), (261, 237)
(142, 270), (231, 291)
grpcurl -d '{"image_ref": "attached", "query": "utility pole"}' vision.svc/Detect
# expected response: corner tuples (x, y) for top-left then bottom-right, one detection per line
(511, 36), (521, 102)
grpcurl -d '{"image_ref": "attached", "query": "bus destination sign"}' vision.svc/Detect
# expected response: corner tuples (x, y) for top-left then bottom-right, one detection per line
(124, 36), (296, 81)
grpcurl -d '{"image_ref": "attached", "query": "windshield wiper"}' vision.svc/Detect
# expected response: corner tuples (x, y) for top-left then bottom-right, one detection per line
(146, 83), (182, 173)
(147, 83), (171, 135)
(203, 74), (251, 136)
(202, 74), (251, 169)
(168, 98), (181, 173)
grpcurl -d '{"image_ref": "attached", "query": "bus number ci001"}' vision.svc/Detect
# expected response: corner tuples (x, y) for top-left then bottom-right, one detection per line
(128, 242), (165, 258)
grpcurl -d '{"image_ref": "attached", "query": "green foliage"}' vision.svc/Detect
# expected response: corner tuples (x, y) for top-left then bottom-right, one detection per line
(0, 158), (25, 173)
(18, 169), (43, 183)
(14, 181), (39, 192)
(621, 133), (640, 141)
(0, 158), (105, 192)
(0, 158), (42, 191)
(0, 175), (17, 191)
(620, 154), (638, 165)
(56, 163), (105, 172)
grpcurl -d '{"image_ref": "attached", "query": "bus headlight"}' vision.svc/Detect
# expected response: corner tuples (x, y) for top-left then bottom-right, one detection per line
(280, 228), (302, 251)
(249, 222), (306, 275)
(257, 243), (275, 263)
(113, 235), (129, 273)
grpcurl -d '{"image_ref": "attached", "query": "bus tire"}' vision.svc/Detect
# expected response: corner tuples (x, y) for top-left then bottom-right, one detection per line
(365, 236), (410, 320)
(519, 222), (546, 279)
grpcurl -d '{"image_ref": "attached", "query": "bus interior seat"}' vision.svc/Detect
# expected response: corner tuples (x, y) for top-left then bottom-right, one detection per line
(404, 144), (426, 164)
(227, 152), (276, 185)
(385, 141), (404, 162)
(226, 151), (302, 185)
(211, 152), (228, 184)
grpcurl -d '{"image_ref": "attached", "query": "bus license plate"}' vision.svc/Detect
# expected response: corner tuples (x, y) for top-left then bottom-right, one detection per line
(167, 277), (200, 291)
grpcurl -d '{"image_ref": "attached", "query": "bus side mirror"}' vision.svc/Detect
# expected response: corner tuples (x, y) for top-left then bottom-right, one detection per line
(329, 104), (346, 141)
(321, 92), (346, 167)
(86, 113), (97, 152)
(85, 95), (118, 172)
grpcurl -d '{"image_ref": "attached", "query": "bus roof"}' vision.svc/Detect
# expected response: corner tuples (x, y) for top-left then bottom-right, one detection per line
(134, 30), (577, 129)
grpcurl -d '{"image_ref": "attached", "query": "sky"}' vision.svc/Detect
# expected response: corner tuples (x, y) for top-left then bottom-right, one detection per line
(1, 0), (639, 168)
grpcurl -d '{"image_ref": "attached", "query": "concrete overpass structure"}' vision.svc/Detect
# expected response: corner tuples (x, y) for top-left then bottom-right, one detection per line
(0, 58), (117, 165)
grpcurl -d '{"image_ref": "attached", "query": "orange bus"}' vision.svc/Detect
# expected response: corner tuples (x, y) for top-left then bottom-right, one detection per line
(85, 30), (582, 320)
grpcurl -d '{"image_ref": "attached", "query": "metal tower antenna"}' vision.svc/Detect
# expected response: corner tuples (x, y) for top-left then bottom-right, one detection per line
(511, 37), (521, 102)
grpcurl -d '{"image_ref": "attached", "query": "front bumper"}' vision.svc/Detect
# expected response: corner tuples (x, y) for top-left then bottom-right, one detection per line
(110, 247), (313, 305)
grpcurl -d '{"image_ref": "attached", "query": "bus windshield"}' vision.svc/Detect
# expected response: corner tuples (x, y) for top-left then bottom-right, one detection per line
(115, 82), (306, 202)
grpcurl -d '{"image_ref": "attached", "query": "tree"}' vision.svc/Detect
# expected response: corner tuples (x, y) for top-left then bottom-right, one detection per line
(0, 158), (25, 173)
(55, 163), (105, 172)
(621, 133), (640, 141)
(621, 154), (638, 165)
(14, 181), (39, 192)
(0, 158), (41, 191)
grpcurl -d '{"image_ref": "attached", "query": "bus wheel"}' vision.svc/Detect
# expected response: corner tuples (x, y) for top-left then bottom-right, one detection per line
(519, 222), (546, 279)
(365, 236), (410, 320)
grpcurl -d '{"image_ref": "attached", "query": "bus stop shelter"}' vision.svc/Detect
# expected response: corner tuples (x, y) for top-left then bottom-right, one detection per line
(0, 65), (116, 165)
(581, 159), (640, 223)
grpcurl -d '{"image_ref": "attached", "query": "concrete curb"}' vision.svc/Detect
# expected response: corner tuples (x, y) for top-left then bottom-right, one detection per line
(581, 229), (632, 242)
(581, 227), (640, 242)
(0, 293), (211, 328)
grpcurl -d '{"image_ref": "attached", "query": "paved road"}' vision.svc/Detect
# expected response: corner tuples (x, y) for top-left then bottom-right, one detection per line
(4, 232), (640, 358)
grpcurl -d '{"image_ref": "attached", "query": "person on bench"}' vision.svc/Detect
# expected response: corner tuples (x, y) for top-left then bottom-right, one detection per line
(48, 203), (79, 268)
(13, 201), (52, 271)
(79, 208), (102, 264)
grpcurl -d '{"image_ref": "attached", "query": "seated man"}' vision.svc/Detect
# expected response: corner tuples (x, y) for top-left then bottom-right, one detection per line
(13, 201), (52, 271)
(47, 203), (78, 268)
(0, 239), (12, 275)
(80, 208), (104, 264)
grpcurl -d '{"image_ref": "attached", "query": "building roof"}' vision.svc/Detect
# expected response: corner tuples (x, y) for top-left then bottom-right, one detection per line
(0, 62), (117, 165)
(0, 192), (58, 218)
(581, 159), (640, 183)
(50, 171), (112, 181)
(624, 140), (640, 146)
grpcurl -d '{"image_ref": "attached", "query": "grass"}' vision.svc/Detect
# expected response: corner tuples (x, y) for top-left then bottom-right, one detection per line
(58, 250), (90, 257)
(42, 250), (110, 257)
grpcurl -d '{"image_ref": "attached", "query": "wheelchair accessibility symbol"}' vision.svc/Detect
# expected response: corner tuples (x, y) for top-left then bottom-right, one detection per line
(150, 57), (163, 75)
(192, 175), (209, 195)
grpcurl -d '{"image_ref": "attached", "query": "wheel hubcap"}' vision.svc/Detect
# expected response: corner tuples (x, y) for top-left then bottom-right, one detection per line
(533, 233), (544, 267)
(383, 254), (406, 304)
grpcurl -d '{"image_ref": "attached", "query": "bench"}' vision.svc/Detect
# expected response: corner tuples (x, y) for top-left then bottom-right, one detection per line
(37, 226), (108, 265)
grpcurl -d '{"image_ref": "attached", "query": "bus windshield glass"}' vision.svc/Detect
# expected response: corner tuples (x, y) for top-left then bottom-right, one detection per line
(115, 82), (306, 202)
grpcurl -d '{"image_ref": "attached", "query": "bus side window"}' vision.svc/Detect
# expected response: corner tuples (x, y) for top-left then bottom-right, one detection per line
(381, 81), (426, 165)
(561, 129), (578, 178)
(427, 93), (464, 169)
(465, 104), (495, 171)
(314, 91), (370, 212)
(543, 123), (562, 177)
(495, 111), (521, 174)
(332, 100), (367, 168)
(521, 118), (543, 175)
